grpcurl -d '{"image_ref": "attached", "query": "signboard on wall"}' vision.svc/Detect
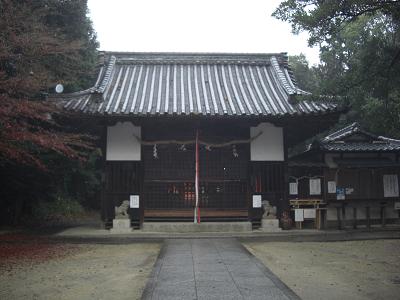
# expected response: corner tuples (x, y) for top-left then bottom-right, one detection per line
(327, 181), (336, 194)
(130, 195), (139, 208)
(336, 187), (345, 200)
(394, 202), (400, 210)
(309, 178), (321, 195)
(289, 182), (298, 195)
(295, 209), (304, 222)
(252, 195), (262, 208)
(383, 174), (399, 198)
(304, 209), (316, 219)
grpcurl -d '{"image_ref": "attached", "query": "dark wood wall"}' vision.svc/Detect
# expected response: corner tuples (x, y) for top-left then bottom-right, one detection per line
(288, 165), (400, 203)
(288, 166), (324, 200)
(250, 162), (286, 220)
(142, 124), (250, 213)
(325, 167), (400, 201)
(101, 161), (142, 223)
(101, 120), (289, 224)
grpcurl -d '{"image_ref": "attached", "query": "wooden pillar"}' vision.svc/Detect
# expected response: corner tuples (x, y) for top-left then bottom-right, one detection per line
(366, 206), (371, 229)
(322, 209), (327, 229)
(336, 207), (342, 230)
(353, 207), (357, 229)
(342, 204), (346, 229)
(316, 209), (320, 230)
(139, 162), (144, 228)
(194, 129), (200, 223)
(282, 127), (290, 215)
(100, 124), (108, 227)
(381, 204), (386, 227)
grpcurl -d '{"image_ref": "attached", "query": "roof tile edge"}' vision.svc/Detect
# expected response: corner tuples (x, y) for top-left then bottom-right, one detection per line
(103, 51), (289, 66)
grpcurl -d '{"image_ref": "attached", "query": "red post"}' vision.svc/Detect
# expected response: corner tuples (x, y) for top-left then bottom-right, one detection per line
(195, 129), (200, 223)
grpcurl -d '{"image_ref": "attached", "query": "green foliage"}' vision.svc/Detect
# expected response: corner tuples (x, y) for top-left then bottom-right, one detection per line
(52, 150), (103, 209)
(273, 0), (400, 46)
(361, 92), (400, 138)
(32, 195), (84, 225)
(288, 54), (318, 92)
(41, 0), (99, 91)
(276, 1), (400, 138)
(0, 148), (102, 225)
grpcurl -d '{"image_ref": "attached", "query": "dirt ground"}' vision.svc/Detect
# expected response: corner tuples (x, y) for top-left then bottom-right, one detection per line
(244, 239), (400, 300)
(0, 236), (161, 300)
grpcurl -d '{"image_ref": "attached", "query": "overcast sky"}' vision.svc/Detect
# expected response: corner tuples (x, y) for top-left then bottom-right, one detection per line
(87, 0), (319, 65)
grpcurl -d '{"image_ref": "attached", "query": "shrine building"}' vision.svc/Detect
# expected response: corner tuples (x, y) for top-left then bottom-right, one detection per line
(53, 52), (342, 229)
(289, 122), (400, 229)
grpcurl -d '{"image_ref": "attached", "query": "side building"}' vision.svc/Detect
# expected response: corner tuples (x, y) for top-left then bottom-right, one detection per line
(289, 122), (400, 229)
(52, 52), (342, 229)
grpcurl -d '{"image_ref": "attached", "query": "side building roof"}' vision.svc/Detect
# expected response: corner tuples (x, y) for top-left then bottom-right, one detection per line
(50, 52), (339, 118)
(319, 122), (400, 152)
(307, 122), (400, 153)
(289, 122), (400, 167)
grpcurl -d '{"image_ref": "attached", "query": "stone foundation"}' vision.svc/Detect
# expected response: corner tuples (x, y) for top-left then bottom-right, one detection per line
(142, 222), (252, 232)
(110, 219), (132, 234)
(260, 219), (281, 232)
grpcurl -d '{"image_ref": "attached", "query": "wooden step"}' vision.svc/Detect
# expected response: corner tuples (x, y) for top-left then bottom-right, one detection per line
(144, 209), (248, 218)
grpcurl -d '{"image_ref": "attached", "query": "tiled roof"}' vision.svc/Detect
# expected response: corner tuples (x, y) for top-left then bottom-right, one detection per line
(322, 122), (376, 142)
(323, 141), (400, 152)
(52, 52), (339, 117)
(319, 122), (400, 152)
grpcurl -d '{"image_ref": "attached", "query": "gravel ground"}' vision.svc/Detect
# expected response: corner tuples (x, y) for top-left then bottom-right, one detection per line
(244, 239), (400, 300)
(0, 236), (161, 300)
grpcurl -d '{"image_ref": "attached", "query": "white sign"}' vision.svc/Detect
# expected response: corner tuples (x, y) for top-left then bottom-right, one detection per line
(309, 178), (321, 195)
(328, 181), (336, 194)
(383, 174), (399, 198)
(295, 209), (304, 222)
(252, 195), (262, 208)
(130, 195), (139, 208)
(304, 209), (316, 219)
(346, 188), (354, 195)
(395, 202), (400, 210)
(289, 182), (298, 195)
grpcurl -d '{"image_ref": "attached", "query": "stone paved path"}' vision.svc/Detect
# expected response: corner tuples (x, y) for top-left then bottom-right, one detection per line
(142, 238), (300, 300)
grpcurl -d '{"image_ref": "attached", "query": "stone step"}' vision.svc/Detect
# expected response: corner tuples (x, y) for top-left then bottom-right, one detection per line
(141, 221), (252, 232)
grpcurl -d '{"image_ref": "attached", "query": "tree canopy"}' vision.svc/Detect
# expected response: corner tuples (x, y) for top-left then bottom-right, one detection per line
(0, 0), (98, 169)
(273, 0), (400, 45)
(275, 0), (400, 138)
(0, 0), (100, 224)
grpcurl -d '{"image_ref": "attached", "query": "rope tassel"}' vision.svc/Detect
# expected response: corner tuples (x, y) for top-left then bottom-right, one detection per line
(153, 144), (158, 159)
